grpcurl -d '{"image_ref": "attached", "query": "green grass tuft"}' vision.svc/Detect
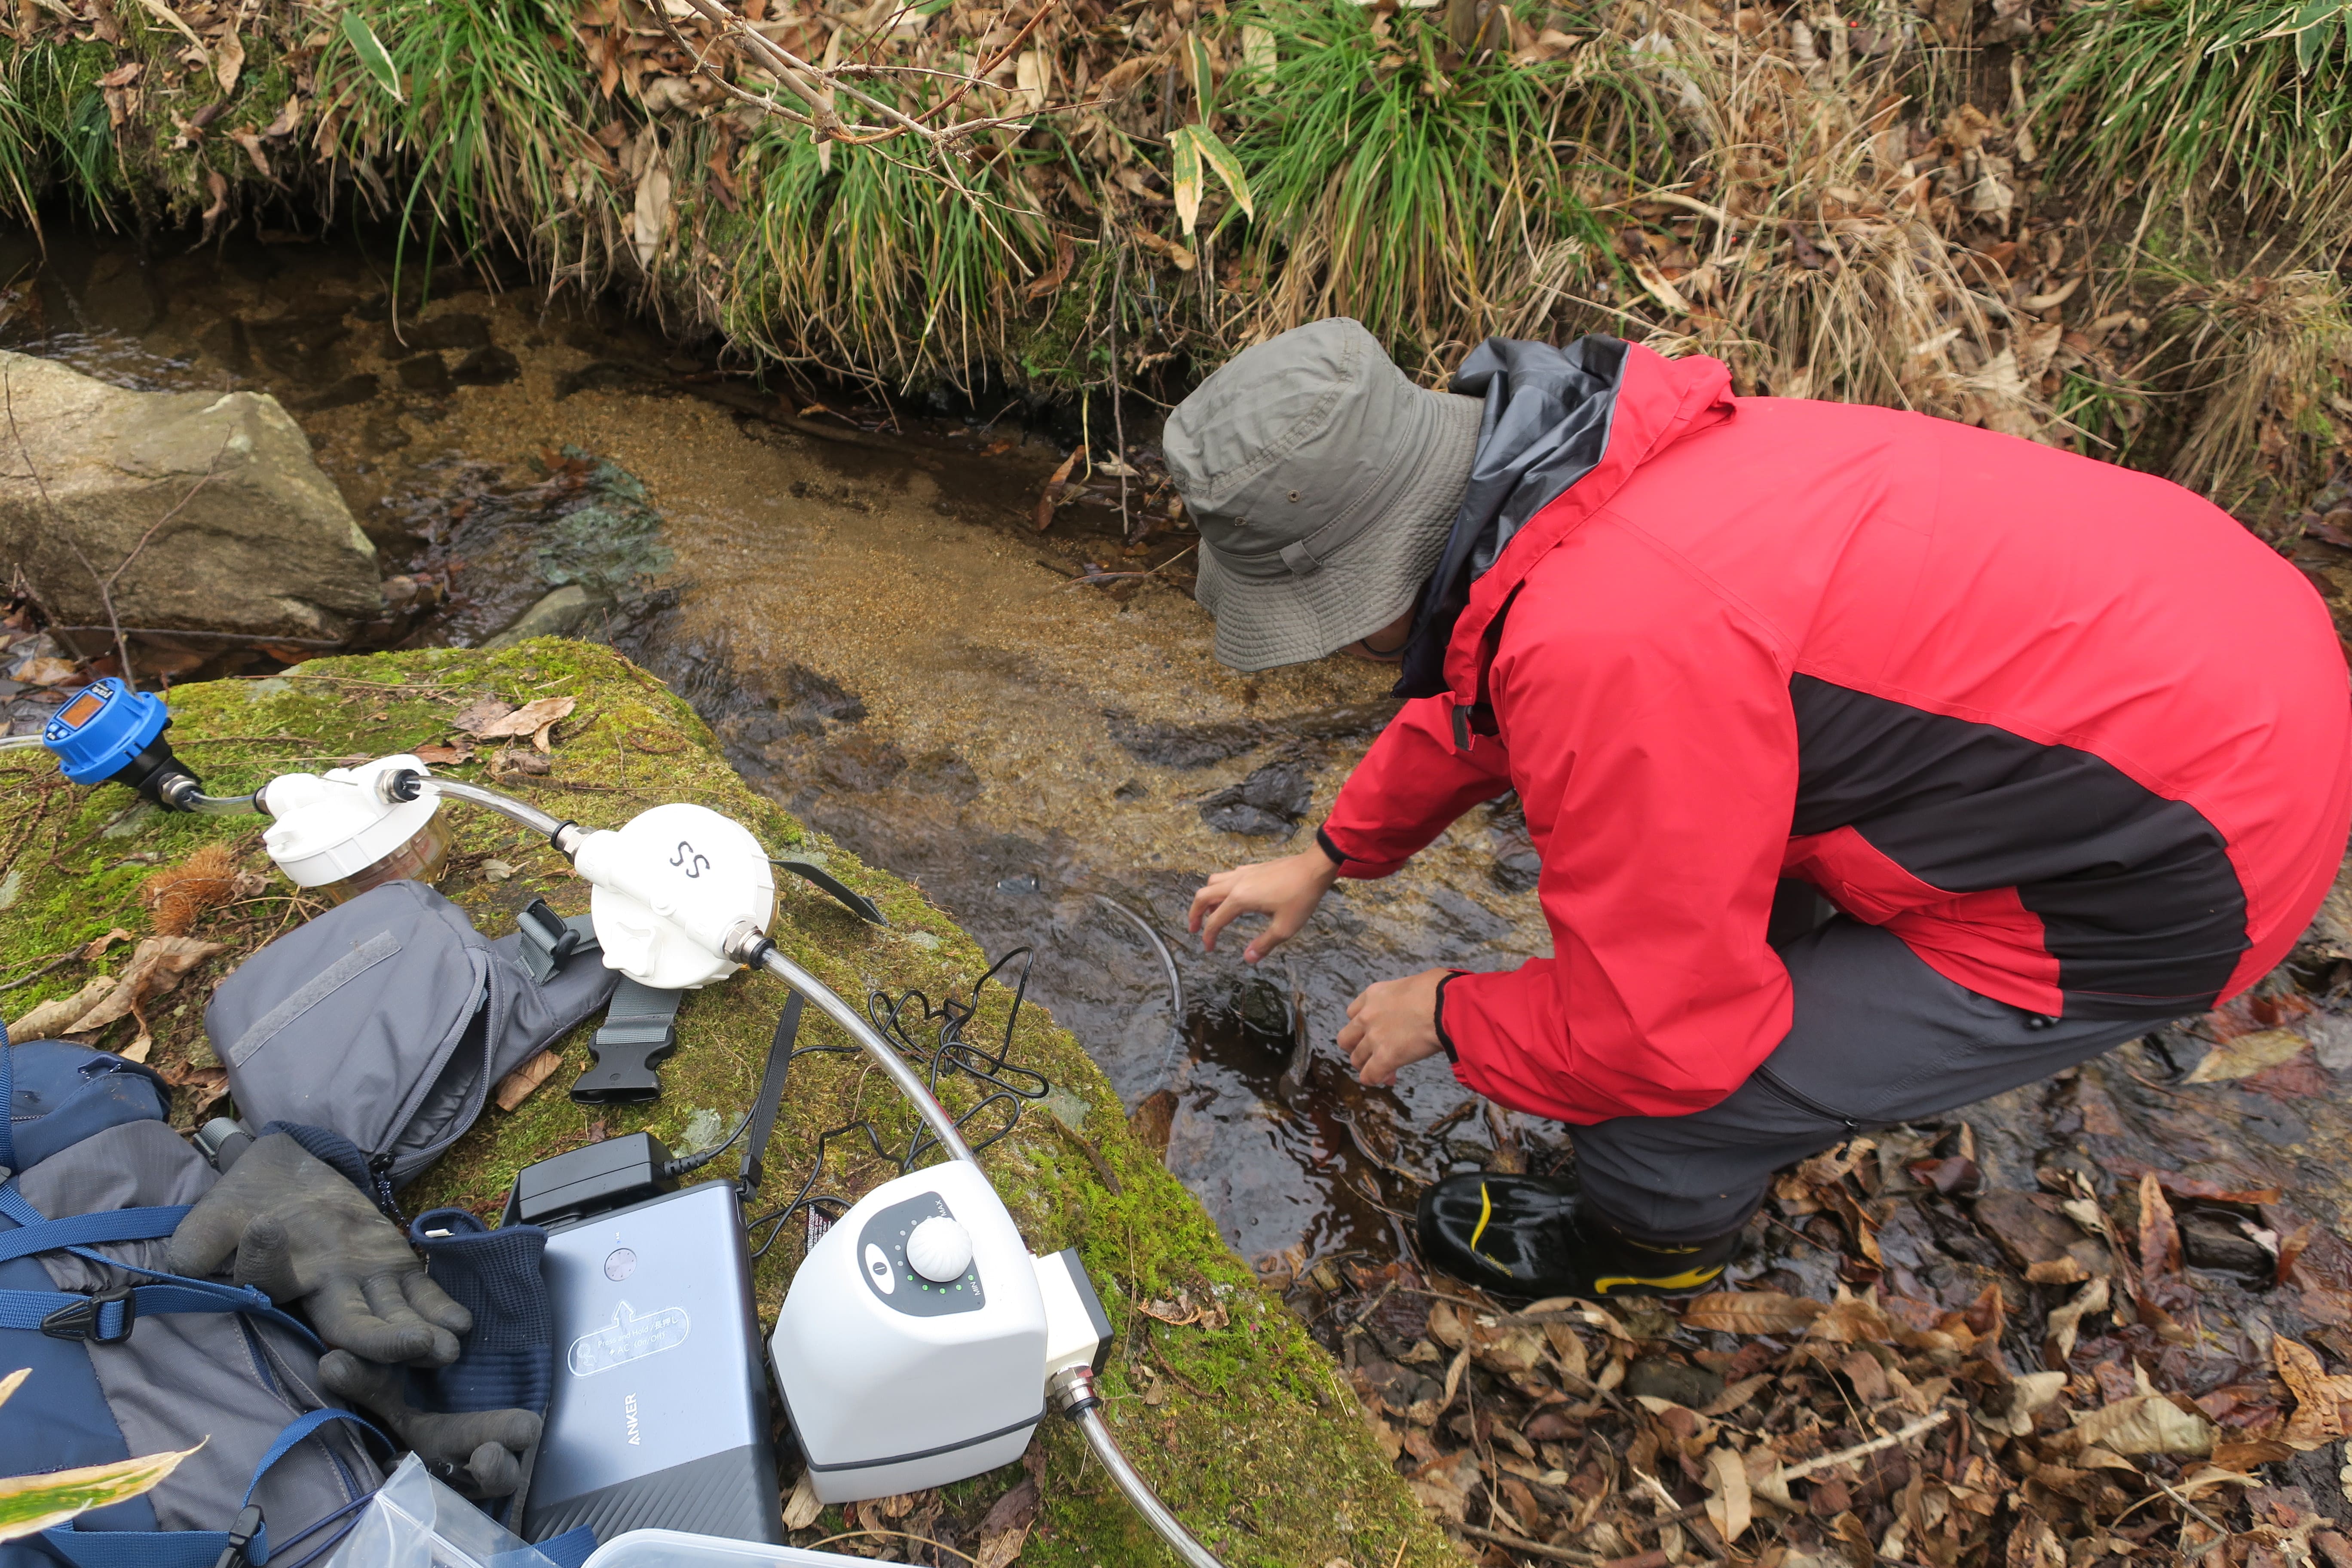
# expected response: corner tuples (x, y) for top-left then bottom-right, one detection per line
(2036, 0), (2352, 251)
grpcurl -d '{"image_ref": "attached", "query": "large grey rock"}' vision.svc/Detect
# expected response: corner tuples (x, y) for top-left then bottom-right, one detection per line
(0, 351), (383, 641)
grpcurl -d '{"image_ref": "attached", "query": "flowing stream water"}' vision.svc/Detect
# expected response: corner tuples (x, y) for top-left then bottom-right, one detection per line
(0, 229), (1556, 1274)
(13, 232), (2352, 1434)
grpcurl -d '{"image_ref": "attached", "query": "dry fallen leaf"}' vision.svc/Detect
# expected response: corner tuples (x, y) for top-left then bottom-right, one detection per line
(81, 928), (133, 961)
(2183, 1027), (2309, 1082)
(2277, 1335), (2352, 1446)
(494, 1050), (564, 1112)
(2071, 1391), (2214, 1456)
(15, 657), (80, 686)
(213, 28), (244, 93)
(781, 1471), (824, 1531)
(450, 696), (516, 736)
(463, 695), (579, 751)
(2044, 1275), (2110, 1364)
(1683, 1289), (1826, 1335)
(9, 976), (119, 1040)
(62, 937), (228, 1035)
(1981, 1370), (2068, 1436)
(413, 742), (475, 766)
(972, 1473), (1038, 1568)
(1034, 448), (1081, 532)
(1705, 1444), (1752, 1541)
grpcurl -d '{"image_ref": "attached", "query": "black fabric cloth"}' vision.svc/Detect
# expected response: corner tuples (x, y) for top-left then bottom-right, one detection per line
(403, 1208), (554, 1420)
(1393, 335), (1628, 699)
(1569, 917), (2151, 1243)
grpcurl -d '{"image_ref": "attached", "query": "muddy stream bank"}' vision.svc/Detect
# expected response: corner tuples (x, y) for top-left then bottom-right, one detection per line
(11, 232), (2352, 1455)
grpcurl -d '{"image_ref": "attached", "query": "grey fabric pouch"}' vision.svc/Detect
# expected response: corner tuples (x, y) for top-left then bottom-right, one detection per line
(207, 881), (619, 1186)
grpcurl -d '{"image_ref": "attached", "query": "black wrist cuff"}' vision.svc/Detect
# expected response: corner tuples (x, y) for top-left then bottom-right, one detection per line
(1315, 825), (1349, 870)
(1433, 970), (1467, 1063)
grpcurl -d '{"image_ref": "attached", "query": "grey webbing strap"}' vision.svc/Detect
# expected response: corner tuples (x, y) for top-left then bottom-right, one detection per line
(516, 898), (599, 984)
(738, 993), (803, 1195)
(570, 977), (687, 1105)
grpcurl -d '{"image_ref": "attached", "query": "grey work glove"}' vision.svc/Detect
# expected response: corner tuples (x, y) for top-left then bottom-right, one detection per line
(165, 1133), (471, 1366)
(318, 1350), (542, 1499)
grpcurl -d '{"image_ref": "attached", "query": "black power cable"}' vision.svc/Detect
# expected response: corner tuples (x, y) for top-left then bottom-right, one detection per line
(744, 948), (1047, 1260)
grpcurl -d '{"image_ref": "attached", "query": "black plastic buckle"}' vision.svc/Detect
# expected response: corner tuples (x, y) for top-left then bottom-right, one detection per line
(42, 1285), (136, 1343)
(209, 1504), (265, 1568)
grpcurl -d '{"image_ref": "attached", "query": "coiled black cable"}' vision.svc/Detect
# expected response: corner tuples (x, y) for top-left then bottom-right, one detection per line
(744, 948), (1047, 1259)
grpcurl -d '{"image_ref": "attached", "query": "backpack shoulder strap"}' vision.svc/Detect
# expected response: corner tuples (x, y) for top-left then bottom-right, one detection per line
(0, 1179), (317, 1348)
(40, 1408), (390, 1568)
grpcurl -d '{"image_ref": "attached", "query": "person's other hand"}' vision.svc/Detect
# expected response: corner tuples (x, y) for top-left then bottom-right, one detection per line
(1339, 968), (1450, 1085)
(1188, 849), (1339, 963)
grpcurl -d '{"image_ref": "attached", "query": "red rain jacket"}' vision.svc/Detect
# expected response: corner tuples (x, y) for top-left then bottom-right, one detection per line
(1320, 345), (2352, 1125)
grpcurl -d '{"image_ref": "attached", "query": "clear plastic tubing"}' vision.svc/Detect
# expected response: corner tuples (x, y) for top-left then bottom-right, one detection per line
(1076, 1405), (1227, 1568)
(177, 791), (260, 815)
(157, 776), (260, 815)
(403, 773), (573, 844)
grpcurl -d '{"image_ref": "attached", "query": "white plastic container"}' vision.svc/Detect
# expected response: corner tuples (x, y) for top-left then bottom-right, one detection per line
(580, 1528), (868, 1567)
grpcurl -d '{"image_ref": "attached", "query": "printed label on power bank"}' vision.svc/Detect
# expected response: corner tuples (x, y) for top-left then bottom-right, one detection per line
(569, 1300), (693, 1375)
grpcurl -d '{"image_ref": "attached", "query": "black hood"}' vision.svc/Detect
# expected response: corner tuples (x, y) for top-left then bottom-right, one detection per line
(1393, 334), (1629, 700)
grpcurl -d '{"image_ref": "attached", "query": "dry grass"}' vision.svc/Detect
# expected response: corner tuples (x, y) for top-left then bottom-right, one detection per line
(2160, 268), (2352, 531)
(0, 0), (2342, 511)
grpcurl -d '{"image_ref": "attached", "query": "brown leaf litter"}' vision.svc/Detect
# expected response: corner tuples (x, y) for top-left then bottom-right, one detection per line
(1270, 962), (2352, 1568)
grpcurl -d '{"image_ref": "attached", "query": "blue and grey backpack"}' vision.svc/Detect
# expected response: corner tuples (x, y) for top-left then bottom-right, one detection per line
(0, 1037), (389, 1568)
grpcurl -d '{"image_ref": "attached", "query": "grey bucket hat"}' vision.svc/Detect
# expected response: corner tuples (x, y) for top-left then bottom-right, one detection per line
(1164, 318), (1481, 672)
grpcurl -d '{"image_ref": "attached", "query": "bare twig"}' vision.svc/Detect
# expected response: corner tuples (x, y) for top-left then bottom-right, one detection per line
(0, 949), (78, 993)
(1051, 543), (1197, 591)
(1451, 1522), (1605, 1565)
(920, 0), (1065, 126)
(1759, 1407), (1953, 1492)
(1110, 230), (1132, 541)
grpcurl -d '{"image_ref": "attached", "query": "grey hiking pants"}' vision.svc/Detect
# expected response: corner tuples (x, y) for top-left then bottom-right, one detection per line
(1569, 896), (2156, 1244)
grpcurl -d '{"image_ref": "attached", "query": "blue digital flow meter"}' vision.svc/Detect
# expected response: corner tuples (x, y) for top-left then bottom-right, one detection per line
(41, 678), (195, 799)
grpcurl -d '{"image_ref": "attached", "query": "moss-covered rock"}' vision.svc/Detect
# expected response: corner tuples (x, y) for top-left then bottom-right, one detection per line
(0, 639), (1456, 1567)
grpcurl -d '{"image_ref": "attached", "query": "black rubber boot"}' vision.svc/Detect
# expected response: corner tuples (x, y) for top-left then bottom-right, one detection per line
(1415, 1173), (1738, 1301)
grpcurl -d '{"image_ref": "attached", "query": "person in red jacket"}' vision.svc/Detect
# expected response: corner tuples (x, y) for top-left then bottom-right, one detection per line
(1173, 317), (2351, 1299)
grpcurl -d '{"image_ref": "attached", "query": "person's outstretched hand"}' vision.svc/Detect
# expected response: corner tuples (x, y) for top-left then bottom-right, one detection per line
(166, 1133), (472, 1366)
(1339, 968), (1451, 1085)
(1188, 849), (1339, 963)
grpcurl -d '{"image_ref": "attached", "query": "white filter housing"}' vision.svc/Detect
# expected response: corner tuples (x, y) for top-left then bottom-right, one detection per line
(261, 755), (442, 887)
(770, 1161), (1045, 1502)
(571, 802), (776, 990)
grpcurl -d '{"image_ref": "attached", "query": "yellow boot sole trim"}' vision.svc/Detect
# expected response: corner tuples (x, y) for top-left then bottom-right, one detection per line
(1468, 1182), (1514, 1273)
(1591, 1263), (1726, 1294)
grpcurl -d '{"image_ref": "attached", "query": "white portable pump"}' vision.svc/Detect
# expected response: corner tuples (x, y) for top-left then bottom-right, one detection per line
(243, 757), (1226, 1568)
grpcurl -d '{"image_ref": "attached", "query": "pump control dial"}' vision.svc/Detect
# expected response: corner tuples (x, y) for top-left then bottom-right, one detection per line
(904, 1216), (974, 1283)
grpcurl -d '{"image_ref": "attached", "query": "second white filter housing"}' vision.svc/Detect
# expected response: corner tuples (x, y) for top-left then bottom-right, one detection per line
(772, 1161), (1112, 1503)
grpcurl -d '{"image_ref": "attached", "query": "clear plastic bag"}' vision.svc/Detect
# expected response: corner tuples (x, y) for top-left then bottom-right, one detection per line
(315, 1454), (558, 1568)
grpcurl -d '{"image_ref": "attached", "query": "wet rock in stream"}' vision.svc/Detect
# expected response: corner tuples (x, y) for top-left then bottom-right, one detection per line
(1197, 758), (1314, 837)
